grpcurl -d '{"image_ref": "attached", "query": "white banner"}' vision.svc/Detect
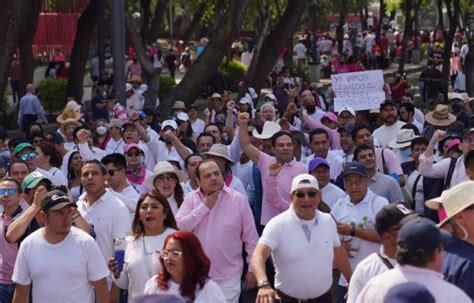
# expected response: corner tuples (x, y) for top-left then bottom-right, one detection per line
(331, 70), (385, 112)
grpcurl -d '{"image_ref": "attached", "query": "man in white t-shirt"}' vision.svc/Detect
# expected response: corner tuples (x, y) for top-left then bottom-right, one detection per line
(12, 190), (109, 303)
(252, 174), (352, 302)
(330, 162), (389, 300)
(308, 157), (346, 210)
(347, 203), (418, 302)
(305, 128), (344, 180)
(76, 160), (131, 270)
(372, 100), (406, 148)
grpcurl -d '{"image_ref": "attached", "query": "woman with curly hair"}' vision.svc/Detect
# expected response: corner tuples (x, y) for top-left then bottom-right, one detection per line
(144, 230), (225, 302)
(33, 142), (68, 186)
(144, 161), (187, 216)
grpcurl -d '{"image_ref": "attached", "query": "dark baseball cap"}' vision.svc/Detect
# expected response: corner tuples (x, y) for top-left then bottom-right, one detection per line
(41, 190), (76, 211)
(380, 100), (397, 110)
(342, 161), (367, 178)
(384, 282), (435, 303)
(337, 124), (355, 135)
(375, 203), (419, 236)
(308, 157), (330, 172)
(397, 218), (452, 251)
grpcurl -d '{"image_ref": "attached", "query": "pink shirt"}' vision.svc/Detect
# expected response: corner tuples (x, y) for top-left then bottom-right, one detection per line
(302, 115), (341, 150)
(257, 152), (308, 225)
(176, 186), (258, 281)
(0, 206), (23, 284)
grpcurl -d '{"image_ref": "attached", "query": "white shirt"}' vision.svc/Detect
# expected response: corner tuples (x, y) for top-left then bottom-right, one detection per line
(330, 190), (389, 286)
(414, 107), (425, 125)
(109, 186), (141, 220)
(167, 194), (179, 217)
(356, 265), (471, 303)
(61, 144), (107, 177)
(372, 121), (406, 148)
(144, 278), (226, 302)
(12, 227), (109, 303)
(293, 43), (307, 59)
(320, 183), (346, 210)
(365, 34), (375, 52)
(76, 191), (131, 263)
(35, 167), (67, 187)
(260, 207), (341, 299)
(105, 138), (126, 155)
(347, 248), (396, 303)
(191, 119), (206, 137)
(304, 151), (344, 181)
(113, 230), (175, 301)
(232, 161), (256, 203)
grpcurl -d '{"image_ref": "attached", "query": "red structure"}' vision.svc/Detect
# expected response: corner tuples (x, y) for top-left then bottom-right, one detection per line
(33, 0), (89, 60)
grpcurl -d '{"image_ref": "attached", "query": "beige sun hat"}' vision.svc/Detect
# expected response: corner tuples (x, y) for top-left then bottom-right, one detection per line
(252, 121), (281, 140)
(144, 161), (187, 190)
(56, 107), (81, 125)
(425, 181), (474, 226)
(425, 104), (456, 127)
(202, 143), (234, 164)
(388, 129), (420, 149)
(172, 101), (186, 110)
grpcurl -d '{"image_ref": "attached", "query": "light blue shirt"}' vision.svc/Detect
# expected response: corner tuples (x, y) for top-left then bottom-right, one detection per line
(17, 93), (48, 126)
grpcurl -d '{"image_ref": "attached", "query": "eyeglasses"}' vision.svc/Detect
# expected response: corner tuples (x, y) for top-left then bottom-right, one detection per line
(294, 191), (318, 198)
(158, 250), (183, 260)
(155, 173), (177, 181)
(0, 188), (17, 196)
(107, 168), (122, 176)
(126, 151), (141, 157)
(344, 179), (364, 187)
(20, 152), (37, 161)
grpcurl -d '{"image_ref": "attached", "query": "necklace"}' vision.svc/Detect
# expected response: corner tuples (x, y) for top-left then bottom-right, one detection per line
(142, 235), (154, 278)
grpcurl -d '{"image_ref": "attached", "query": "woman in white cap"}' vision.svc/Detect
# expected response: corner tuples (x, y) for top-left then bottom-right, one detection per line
(144, 161), (187, 216)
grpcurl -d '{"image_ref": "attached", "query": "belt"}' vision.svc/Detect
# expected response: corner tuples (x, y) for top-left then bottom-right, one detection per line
(276, 289), (330, 303)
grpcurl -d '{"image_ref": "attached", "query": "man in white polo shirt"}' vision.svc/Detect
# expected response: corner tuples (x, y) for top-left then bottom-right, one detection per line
(252, 174), (352, 303)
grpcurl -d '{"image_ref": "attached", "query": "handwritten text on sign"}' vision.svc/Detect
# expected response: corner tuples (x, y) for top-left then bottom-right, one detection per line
(331, 70), (385, 112)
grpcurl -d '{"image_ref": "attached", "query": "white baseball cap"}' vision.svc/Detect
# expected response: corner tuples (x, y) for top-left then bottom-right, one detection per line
(161, 120), (178, 130)
(338, 106), (356, 117)
(290, 174), (319, 193)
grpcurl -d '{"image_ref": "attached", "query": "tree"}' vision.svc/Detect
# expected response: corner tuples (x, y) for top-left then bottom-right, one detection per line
(180, 2), (208, 44)
(159, 0), (250, 116)
(66, 0), (101, 102)
(18, 0), (42, 97)
(397, 0), (416, 74)
(0, 0), (29, 110)
(437, 0), (461, 101)
(336, 0), (350, 55)
(246, 0), (308, 95)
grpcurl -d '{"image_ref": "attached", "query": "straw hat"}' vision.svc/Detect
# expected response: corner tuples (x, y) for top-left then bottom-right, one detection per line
(172, 101), (186, 110)
(388, 129), (420, 149)
(56, 107), (81, 125)
(425, 181), (474, 226)
(203, 144), (234, 164)
(144, 161), (187, 190)
(130, 75), (142, 83)
(425, 104), (456, 126)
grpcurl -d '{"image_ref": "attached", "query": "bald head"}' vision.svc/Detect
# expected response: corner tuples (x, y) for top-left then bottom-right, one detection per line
(26, 84), (35, 93)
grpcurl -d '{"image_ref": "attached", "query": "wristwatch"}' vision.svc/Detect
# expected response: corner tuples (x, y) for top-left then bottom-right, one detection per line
(257, 279), (270, 288)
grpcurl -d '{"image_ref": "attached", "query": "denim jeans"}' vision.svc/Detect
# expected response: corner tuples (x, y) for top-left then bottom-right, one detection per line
(0, 283), (15, 303)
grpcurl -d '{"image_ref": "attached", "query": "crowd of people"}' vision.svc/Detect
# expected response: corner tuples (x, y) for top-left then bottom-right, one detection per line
(1, 21), (474, 303)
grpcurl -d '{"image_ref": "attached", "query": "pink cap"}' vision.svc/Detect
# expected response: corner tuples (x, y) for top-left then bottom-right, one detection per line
(322, 112), (338, 123)
(124, 143), (142, 154)
(447, 139), (460, 150)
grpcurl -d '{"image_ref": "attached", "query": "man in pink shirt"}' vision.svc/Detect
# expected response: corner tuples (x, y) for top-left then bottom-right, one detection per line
(238, 113), (307, 228)
(176, 159), (258, 303)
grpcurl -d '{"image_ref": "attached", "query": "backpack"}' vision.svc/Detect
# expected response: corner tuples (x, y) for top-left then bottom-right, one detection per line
(421, 157), (456, 222)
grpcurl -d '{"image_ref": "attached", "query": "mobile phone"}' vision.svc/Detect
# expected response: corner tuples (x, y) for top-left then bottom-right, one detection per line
(114, 238), (127, 272)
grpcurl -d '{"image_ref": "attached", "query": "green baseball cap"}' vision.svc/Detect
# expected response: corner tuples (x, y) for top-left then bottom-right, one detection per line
(21, 171), (52, 192)
(14, 143), (35, 155)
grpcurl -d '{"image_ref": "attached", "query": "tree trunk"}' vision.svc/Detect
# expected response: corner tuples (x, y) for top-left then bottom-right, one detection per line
(159, 1), (249, 116)
(466, 48), (474, 97)
(359, 6), (367, 31)
(66, 0), (101, 102)
(376, 0), (385, 43)
(140, 0), (152, 44)
(125, 14), (160, 110)
(439, 0), (460, 102)
(237, 3), (270, 101)
(248, 0), (308, 94)
(0, 0), (29, 110)
(336, 0), (348, 55)
(397, 0), (413, 74)
(146, 0), (166, 45)
(18, 0), (41, 97)
(181, 2), (207, 44)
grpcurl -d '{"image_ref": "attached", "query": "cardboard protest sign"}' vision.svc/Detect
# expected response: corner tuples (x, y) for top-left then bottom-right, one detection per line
(331, 70), (385, 112)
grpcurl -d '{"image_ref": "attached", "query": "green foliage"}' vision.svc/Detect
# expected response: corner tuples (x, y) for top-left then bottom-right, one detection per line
(159, 76), (176, 96)
(37, 78), (67, 113)
(219, 59), (248, 91)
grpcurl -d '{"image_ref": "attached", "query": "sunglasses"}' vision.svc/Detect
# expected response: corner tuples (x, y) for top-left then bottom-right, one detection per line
(155, 173), (177, 181)
(126, 151), (141, 157)
(107, 168), (122, 176)
(20, 152), (37, 161)
(0, 188), (17, 196)
(294, 191), (318, 198)
(157, 250), (183, 260)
